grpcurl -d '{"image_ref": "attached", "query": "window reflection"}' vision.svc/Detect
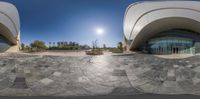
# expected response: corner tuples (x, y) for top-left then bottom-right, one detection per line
(0, 35), (10, 53)
(149, 37), (193, 54)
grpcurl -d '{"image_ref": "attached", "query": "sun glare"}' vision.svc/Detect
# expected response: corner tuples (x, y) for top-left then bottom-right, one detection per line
(96, 28), (104, 36)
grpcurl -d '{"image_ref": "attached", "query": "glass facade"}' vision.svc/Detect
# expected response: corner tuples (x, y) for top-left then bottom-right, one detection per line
(149, 37), (194, 54)
(0, 35), (10, 53)
(143, 29), (200, 54)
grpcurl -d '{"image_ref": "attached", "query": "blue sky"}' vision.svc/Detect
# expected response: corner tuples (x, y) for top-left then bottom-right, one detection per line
(2, 0), (137, 47)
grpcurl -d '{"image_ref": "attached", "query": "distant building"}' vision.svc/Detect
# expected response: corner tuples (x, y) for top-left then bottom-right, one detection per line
(0, 2), (20, 52)
(57, 42), (61, 47)
(57, 41), (68, 47)
(124, 1), (200, 54)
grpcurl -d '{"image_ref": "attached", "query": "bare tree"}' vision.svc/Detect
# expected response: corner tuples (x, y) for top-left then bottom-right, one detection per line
(92, 39), (98, 49)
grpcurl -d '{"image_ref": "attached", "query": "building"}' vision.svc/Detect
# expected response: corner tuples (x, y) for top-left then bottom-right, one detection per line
(0, 2), (20, 53)
(124, 1), (200, 54)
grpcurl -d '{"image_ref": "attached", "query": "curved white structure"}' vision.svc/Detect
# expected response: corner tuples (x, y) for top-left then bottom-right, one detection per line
(0, 2), (20, 52)
(124, 1), (200, 53)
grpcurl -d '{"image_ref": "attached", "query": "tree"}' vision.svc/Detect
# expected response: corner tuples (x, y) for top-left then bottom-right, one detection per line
(25, 45), (30, 49)
(75, 43), (79, 47)
(21, 43), (25, 50)
(64, 41), (68, 46)
(24, 45), (31, 52)
(80, 45), (90, 50)
(117, 42), (123, 51)
(68, 42), (72, 46)
(72, 42), (76, 46)
(92, 39), (98, 49)
(30, 40), (47, 51)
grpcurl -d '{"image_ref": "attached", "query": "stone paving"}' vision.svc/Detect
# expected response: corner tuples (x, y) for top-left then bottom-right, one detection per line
(0, 53), (200, 96)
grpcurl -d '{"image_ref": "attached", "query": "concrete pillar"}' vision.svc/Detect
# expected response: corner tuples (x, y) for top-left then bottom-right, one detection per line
(6, 32), (20, 53)
(123, 35), (130, 52)
(17, 32), (20, 50)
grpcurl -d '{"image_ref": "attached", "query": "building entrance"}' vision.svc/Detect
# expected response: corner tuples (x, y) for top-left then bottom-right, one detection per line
(172, 47), (178, 54)
(148, 37), (194, 54)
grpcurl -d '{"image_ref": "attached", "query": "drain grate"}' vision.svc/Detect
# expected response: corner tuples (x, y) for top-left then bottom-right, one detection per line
(11, 77), (28, 89)
(112, 69), (127, 76)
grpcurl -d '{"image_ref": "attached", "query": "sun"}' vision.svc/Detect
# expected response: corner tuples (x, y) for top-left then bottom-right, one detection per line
(96, 28), (104, 35)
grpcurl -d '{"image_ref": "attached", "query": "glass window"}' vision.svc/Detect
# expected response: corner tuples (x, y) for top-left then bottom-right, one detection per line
(0, 35), (10, 53)
(148, 37), (193, 54)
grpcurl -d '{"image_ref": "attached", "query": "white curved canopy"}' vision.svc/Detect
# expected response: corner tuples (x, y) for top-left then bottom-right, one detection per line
(124, 1), (200, 50)
(0, 1), (20, 44)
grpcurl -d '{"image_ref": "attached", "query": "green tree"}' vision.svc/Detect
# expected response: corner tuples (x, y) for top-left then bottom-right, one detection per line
(25, 45), (30, 49)
(30, 40), (47, 51)
(69, 42), (73, 46)
(21, 43), (25, 50)
(24, 45), (31, 52)
(117, 42), (123, 51)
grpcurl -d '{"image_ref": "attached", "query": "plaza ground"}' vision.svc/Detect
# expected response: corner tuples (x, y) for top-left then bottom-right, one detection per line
(0, 51), (200, 96)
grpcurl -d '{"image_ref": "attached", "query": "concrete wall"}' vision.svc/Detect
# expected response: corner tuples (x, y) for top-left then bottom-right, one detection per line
(124, 1), (200, 50)
(0, 1), (20, 52)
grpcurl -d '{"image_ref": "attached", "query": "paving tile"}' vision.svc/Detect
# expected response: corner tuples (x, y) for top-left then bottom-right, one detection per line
(112, 69), (127, 76)
(127, 75), (138, 81)
(130, 78), (151, 87)
(193, 66), (200, 72)
(192, 77), (200, 85)
(40, 78), (54, 85)
(78, 76), (89, 82)
(1, 53), (200, 95)
(187, 65), (193, 68)
(156, 81), (185, 94)
(0, 67), (7, 74)
(173, 65), (179, 68)
(133, 67), (151, 76)
(178, 80), (195, 93)
(53, 72), (62, 77)
(24, 70), (31, 74)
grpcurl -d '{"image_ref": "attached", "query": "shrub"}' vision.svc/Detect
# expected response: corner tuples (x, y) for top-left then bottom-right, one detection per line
(109, 48), (123, 53)
(85, 49), (103, 55)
